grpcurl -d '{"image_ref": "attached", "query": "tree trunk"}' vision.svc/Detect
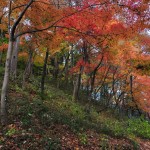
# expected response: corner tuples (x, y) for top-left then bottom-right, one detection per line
(130, 75), (141, 115)
(41, 49), (49, 94)
(73, 66), (82, 100)
(70, 49), (74, 84)
(54, 56), (59, 79)
(90, 71), (96, 99)
(10, 37), (20, 78)
(1, 0), (34, 125)
(64, 53), (70, 85)
(72, 42), (88, 101)
(22, 50), (33, 87)
(73, 74), (80, 100)
(1, 40), (13, 125)
(90, 55), (103, 99)
(0, 51), (3, 66)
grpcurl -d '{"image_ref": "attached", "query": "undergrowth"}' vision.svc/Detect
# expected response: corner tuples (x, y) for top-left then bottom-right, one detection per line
(7, 78), (150, 140)
(0, 67), (150, 149)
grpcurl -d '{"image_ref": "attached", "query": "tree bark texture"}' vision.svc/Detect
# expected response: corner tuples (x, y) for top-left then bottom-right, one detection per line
(1, 40), (13, 125)
(41, 49), (49, 94)
(10, 37), (20, 78)
(22, 50), (33, 87)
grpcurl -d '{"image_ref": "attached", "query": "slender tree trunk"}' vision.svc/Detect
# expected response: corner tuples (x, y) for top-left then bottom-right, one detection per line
(64, 53), (70, 85)
(70, 49), (74, 68)
(1, 0), (34, 125)
(70, 49), (74, 84)
(54, 56), (59, 79)
(130, 75), (134, 101)
(1, 40), (13, 125)
(72, 42), (88, 100)
(10, 37), (20, 78)
(41, 49), (49, 94)
(90, 71), (96, 99)
(130, 74), (141, 116)
(0, 51), (3, 66)
(86, 79), (89, 97)
(53, 56), (60, 88)
(73, 66), (83, 100)
(90, 55), (103, 100)
(22, 50), (33, 87)
(73, 74), (80, 100)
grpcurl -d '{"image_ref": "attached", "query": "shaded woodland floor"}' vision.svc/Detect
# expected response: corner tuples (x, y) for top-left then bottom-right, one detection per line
(0, 68), (150, 149)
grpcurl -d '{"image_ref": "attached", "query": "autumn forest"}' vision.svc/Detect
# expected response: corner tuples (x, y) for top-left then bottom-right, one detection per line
(0, 0), (150, 149)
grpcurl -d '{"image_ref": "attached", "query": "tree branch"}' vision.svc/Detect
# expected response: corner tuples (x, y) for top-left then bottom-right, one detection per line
(14, 1), (108, 39)
(10, 0), (34, 41)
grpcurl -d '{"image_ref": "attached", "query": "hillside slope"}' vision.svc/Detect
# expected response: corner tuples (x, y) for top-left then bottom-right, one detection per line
(0, 68), (150, 149)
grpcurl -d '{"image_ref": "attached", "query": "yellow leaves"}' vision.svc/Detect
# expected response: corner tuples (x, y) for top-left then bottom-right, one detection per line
(60, 42), (70, 51)
(0, 24), (7, 30)
(50, 42), (70, 55)
(51, 47), (61, 55)
(34, 54), (44, 65)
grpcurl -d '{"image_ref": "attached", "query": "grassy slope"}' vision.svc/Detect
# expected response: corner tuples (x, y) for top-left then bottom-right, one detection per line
(0, 67), (150, 149)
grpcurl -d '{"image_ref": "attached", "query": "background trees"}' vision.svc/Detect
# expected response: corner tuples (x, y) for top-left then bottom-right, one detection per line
(0, 0), (150, 125)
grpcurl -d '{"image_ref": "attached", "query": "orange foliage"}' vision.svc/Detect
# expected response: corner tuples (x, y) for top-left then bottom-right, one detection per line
(0, 43), (8, 51)
(133, 74), (150, 113)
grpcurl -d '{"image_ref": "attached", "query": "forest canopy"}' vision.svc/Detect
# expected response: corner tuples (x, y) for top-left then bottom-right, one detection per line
(0, 0), (150, 126)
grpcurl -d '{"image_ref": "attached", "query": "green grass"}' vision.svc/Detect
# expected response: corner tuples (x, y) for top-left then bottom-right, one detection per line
(0, 65), (150, 149)
(6, 78), (150, 140)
